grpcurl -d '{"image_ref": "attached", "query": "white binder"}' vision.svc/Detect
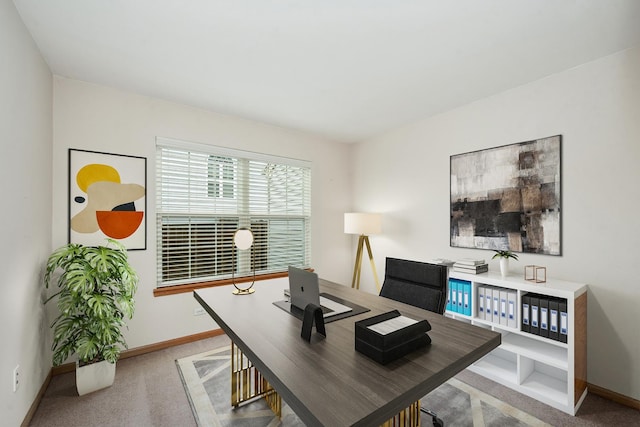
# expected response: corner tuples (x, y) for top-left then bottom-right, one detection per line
(492, 288), (500, 324)
(485, 287), (494, 322)
(499, 289), (508, 326)
(507, 290), (517, 328)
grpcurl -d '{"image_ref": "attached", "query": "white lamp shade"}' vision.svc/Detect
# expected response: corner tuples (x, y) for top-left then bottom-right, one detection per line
(344, 213), (381, 235)
(234, 229), (254, 249)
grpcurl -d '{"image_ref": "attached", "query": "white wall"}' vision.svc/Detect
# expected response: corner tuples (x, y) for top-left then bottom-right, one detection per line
(7, 1), (637, 415)
(351, 46), (640, 400)
(0, 0), (53, 424)
(52, 77), (353, 349)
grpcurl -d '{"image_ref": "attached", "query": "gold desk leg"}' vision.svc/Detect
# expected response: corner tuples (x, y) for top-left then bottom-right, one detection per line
(381, 400), (421, 427)
(231, 340), (416, 425)
(230, 341), (282, 418)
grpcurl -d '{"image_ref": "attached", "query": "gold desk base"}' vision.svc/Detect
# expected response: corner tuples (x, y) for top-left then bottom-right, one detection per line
(231, 341), (420, 426)
(382, 400), (421, 427)
(230, 342), (282, 418)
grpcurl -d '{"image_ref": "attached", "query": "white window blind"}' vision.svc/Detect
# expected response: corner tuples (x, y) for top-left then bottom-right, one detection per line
(156, 138), (311, 287)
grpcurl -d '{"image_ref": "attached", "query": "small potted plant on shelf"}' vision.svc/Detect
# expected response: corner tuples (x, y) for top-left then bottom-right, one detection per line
(492, 250), (519, 277)
(44, 239), (138, 395)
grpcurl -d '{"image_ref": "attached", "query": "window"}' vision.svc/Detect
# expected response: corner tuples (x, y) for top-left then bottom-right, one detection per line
(156, 138), (311, 287)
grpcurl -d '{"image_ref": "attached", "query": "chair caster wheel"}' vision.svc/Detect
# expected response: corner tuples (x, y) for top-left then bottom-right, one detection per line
(420, 407), (444, 427)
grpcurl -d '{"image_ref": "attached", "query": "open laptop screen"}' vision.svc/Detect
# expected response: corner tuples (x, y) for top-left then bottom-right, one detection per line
(288, 266), (351, 318)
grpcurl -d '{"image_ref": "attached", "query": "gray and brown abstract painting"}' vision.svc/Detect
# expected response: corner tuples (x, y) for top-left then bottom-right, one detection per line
(450, 135), (561, 255)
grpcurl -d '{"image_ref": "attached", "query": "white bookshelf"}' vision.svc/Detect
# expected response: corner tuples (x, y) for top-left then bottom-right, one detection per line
(446, 270), (587, 415)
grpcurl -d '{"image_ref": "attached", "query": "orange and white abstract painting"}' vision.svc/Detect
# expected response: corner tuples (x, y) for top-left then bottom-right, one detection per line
(69, 149), (146, 250)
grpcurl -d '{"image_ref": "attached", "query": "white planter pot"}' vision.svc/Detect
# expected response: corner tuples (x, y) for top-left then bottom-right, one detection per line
(499, 258), (509, 277)
(76, 359), (116, 396)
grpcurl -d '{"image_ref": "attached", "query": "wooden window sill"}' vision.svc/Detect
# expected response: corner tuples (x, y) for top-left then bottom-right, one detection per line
(153, 271), (291, 297)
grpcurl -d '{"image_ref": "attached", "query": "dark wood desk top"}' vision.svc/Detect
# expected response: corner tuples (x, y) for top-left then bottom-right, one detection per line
(195, 279), (500, 427)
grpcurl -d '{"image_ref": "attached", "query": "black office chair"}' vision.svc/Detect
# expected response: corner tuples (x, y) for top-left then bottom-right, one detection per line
(379, 257), (448, 427)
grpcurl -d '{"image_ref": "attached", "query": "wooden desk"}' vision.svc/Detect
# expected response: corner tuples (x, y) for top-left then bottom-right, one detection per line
(194, 279), (500, 427)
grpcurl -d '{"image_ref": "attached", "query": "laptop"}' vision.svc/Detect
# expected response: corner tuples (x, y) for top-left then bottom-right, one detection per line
(288, 266), (352, 318)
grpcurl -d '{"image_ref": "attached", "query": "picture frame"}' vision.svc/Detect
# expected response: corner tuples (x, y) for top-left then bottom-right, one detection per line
(450, 135), (561, 256)
(68, 148), (147, 250)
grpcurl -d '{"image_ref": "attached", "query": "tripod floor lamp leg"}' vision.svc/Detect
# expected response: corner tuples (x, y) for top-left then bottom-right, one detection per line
(363, 235), (381, 292)
(351, 235), (365, 289)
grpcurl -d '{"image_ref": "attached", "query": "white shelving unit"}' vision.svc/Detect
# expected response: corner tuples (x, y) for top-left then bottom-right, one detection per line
(446, 270), (587, 415)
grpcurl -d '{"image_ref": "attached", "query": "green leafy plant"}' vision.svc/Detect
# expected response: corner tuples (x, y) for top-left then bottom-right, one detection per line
(492, 250), (519, 261)
(44, 239), (138, 366)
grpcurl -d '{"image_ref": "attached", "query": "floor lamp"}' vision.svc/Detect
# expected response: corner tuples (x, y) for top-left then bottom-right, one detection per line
(344, 213), (381, 291)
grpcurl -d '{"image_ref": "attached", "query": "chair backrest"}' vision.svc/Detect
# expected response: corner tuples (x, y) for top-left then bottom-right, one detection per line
(379, 257), (448, 314)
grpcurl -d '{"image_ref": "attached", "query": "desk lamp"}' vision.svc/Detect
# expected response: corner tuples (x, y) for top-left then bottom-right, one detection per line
(232, 228), (256, 295)
(344, 213), (381, 291)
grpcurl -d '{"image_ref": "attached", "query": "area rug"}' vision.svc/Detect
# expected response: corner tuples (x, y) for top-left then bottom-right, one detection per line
(177, 346), (550, 427)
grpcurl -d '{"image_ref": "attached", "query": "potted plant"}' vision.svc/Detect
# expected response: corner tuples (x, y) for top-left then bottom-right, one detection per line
(492, 250), (519, 277)
(44, 239), (138, 395)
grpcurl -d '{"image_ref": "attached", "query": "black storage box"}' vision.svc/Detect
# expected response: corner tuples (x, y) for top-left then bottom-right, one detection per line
(355, 310), (432, 365)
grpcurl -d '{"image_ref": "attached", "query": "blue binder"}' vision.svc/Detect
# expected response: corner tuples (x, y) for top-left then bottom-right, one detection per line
(462, 281), (472, 316)
(449, 280), (458, 313)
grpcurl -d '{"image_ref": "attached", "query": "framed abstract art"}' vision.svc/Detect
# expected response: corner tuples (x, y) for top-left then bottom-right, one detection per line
(450, 135), (561, 256)
(68, 149), (147, 250)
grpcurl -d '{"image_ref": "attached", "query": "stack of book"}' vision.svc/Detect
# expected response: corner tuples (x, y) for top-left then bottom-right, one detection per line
(453, 258), (488, 274)
(426, 258), (455, 267)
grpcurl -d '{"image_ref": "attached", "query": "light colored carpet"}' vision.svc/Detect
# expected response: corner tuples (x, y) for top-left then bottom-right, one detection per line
(28, 336), (640, 426)
(177, 346), (551, 427)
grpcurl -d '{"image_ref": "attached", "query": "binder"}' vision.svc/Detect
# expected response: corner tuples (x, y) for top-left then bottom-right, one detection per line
(548, 298), (560, 341)
(539, 297), (549, 338)
(450, 280), (458, 313)
(499, 289), (508, 326)
(530, 295), (540, 335)
(492, 288), (500, 324)
(485, 287), (493, 322)
(463, 281), (472, 316)
(559, 299), (568, 343)
(457, 282), (464, 314)
(521, 294), (530, 333)
(507, 290), (517, 329)
(477, 286), (485, 318)
(446, 280), (452, 312)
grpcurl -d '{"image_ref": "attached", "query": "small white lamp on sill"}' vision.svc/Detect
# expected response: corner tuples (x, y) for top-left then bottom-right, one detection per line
(232, 228), (256, 295)
(344, 212), (382, 291)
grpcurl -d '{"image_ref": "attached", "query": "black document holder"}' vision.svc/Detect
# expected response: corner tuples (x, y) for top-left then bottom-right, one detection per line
(301, 303), (326, 342)
(355, 310), (431, 365)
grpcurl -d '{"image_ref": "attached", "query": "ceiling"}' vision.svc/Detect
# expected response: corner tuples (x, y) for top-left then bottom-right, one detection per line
(13, 1), (640, 143)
